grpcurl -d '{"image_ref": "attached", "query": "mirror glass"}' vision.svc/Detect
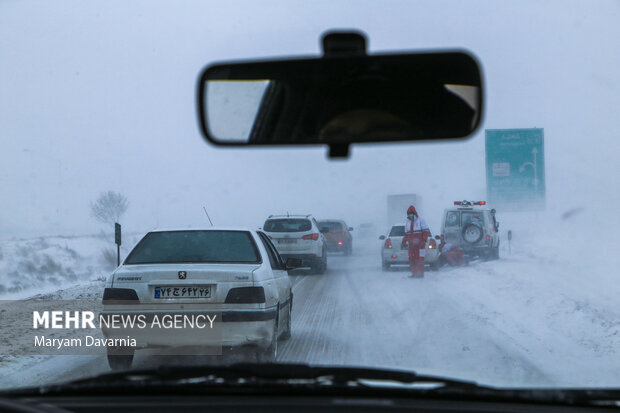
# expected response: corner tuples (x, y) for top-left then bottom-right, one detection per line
(198, 52), (483, 146)
(206, 80), (271, 142)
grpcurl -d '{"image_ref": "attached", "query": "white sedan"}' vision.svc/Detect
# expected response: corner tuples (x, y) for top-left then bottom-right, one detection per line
(101, 227), (295, 370)
(379, 224), (440, 271)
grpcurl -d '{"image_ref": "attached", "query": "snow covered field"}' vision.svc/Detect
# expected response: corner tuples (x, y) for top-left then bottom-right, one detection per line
(0, 215), (618, 390)
(0, 233), (143, 299)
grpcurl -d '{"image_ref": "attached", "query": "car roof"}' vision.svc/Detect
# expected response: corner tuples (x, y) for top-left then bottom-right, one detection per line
(149, 226), (257, 233)
(266, 215), (313, 219)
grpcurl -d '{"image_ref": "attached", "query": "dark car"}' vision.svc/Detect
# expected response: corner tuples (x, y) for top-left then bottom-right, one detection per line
(317, 220), (353, 255)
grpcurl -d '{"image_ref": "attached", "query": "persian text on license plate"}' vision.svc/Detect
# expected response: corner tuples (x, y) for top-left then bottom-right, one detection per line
(154, 286), (211, 299)
(278, 239), (297, 244)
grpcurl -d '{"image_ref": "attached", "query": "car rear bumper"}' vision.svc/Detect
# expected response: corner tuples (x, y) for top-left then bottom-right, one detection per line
(381, 247), (439, 264)
(326, 241), (347, 251)
(462, 244), (494, 255)
(280, 253), (323, 266)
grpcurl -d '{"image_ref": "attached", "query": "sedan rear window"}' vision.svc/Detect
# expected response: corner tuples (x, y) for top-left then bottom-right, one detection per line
(318, 221), (343, 231)
(263, 219), (311, 232)
(389, 226), (405, 237)
(124, 230), (260, 264)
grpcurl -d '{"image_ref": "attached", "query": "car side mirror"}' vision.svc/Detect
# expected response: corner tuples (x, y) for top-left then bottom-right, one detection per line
(348, 227), (354, 231)
(320, 227), (330, 234)
(435, 235), (441, 240)
(285, 258), (303, 270)
(379, 235), (386, 240)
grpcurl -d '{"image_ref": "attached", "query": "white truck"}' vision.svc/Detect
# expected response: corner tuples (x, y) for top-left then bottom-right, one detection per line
(386, 194), (423, 226)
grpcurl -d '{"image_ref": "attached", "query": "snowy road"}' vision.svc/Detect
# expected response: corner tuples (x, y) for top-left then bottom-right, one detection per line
(3, 238), (619, 389)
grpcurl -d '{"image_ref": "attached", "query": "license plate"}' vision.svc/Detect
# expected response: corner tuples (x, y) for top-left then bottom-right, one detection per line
(154, 286), (211, 299)
(278, 239), (297, 244)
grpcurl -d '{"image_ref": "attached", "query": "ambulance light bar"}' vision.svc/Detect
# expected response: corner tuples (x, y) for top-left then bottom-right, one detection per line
(454, 201), (486, 206)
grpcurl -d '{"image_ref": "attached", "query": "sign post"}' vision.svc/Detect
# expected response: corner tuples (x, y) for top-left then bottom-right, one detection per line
(486, 128), (545, 211)
(114, 223), (122, 267)
(507, 230), (512, 255)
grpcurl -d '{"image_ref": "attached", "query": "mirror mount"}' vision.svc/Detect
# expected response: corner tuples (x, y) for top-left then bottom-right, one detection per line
(322, 30), (367, 58)
(322, 31), (367, 158)
(329, 143), (350, 158)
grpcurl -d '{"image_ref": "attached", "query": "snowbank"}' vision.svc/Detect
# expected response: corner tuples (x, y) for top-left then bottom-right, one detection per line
(0, 233), (143, 299)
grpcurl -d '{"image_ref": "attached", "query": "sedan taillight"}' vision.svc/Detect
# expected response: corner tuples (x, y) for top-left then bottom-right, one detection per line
(302, 233), (319, 241)
(429, 239), (437, 249)
(384, 238), (393, 249)
(225, 287), (265, 304)
(102, 288), (140, 305)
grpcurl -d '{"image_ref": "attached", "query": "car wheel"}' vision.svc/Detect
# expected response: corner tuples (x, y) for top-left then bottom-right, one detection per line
(313, 252), (327, 274)
(107, 347), (134, 371)
(280, 300), (292, 341)
(492, 245), (500, 260)
(344, 242), (352, 256)
(257, 321), (278, 363)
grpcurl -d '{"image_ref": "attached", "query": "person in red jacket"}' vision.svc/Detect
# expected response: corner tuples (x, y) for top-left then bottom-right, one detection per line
(401, 205), (430, 277)
(438, 239), (466, 267)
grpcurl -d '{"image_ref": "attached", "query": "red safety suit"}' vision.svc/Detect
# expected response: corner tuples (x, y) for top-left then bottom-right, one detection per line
(438, 241), (466, 266)
(401, 205), (429, 277)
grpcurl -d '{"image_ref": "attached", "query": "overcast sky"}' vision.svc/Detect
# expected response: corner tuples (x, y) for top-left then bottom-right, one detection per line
(1, 0), (619, 239)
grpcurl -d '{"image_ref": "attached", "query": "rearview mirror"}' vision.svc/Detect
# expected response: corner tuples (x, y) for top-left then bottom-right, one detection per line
(348, 227), (354, 231)
(197, 31), (483, 158)
(435, 235), (441, 240)
(379, 235), (386, 240)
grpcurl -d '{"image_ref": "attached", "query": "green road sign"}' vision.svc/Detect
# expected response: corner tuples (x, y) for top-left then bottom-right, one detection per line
(485, 128), (545, 211)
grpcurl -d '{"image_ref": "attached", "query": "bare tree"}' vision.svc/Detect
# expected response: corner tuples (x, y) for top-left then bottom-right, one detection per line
(90, 191), (129, 225)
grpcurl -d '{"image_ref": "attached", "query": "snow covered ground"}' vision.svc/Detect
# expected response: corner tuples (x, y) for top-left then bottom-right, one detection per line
(0, 233), (143, 299)
(0, 216), (618, 389)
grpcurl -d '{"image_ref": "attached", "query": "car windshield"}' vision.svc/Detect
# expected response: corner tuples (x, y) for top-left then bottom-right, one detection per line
(1, 0), (619, 393)
(264, 219), (312, 233)
(124, 231), (260, 264)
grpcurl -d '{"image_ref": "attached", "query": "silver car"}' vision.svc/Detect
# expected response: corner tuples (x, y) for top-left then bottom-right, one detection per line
(379, 225), (440, 271)
(262, 215), (328, 274)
